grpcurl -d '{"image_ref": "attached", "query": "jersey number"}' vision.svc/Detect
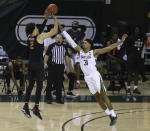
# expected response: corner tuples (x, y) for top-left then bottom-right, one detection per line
(30, 41), (34, 50)
(84, 60), (88, 66)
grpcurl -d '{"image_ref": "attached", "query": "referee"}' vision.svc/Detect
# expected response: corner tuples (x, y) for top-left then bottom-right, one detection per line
(44, 33), (70, 104)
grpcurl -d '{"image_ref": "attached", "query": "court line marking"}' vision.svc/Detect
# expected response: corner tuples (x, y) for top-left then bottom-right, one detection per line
(62, 108), (149, 131)
(81, 109), (150, 131)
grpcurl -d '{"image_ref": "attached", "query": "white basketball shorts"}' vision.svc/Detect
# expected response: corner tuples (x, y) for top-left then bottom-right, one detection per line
(84, 72), (106, 95)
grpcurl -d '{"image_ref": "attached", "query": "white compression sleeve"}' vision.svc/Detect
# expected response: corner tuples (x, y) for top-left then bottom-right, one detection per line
(62, 31), (77, 48)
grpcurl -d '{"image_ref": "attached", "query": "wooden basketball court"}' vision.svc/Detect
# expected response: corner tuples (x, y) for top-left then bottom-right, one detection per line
(0, 102), (150, 131)
(0, 78), (150, 131)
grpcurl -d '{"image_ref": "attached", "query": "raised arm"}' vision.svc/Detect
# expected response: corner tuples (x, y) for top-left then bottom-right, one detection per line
(93, 34), (128, 57)
(38, 8), (49, 33)
(37, 15), (58, 44)
(59, 24), (82, 53)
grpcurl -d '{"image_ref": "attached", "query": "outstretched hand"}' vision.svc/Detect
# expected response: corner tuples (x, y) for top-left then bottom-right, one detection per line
(121, 34), (128, 42)
(58, 23), (64, 32)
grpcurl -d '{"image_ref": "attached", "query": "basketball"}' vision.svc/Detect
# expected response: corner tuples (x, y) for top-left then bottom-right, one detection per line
(47, 4), (58, 15)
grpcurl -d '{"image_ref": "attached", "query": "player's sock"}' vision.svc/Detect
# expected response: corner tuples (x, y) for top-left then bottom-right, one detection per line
(110, 109), (116, 117)
(105, 108), (111, 115)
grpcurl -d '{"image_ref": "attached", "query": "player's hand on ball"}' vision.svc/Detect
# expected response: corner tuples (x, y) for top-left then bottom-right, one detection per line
(47, 4), (58, 15)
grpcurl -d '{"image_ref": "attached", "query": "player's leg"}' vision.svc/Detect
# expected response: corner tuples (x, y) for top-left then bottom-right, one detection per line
(5, 70), (11, 95)
(94, 74), (117, 126)
(17, 72), (24, 96)
(94, 92), (107, 110)
(133, 72), (141, 94)
(100, 92), (113, 110)
(85, 75), (112, 117)
(46, 65), (54, 104)
(31, 80), (43, 120)
(74, 53), (81, 89)
(22, 79), (35, 118)
(66, 72), (77, 98)
(75, 63), (81, 89)
(100, 91), (117, 126)
(126, 58), (136, 95)
(127, 72), (132, 95)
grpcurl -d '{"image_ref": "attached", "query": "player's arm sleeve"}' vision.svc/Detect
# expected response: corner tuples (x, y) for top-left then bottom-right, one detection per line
(62, 31), (77, 48)
(39, 19), (48, 33)
(42, 18), (58, 39)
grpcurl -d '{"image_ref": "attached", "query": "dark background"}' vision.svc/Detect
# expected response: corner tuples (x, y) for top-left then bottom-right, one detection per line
(0, 0), (150, 58)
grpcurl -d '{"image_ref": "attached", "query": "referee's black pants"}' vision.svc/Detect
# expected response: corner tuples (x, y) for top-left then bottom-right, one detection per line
(46, 64), (64, 101)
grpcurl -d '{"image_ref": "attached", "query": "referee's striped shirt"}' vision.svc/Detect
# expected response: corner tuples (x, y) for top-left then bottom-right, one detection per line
(46, 43), (68, 64)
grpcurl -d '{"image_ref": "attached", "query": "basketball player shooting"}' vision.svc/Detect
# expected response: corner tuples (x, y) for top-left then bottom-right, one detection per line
(59, 24), (128, 126)
(21, 13), (58, 120)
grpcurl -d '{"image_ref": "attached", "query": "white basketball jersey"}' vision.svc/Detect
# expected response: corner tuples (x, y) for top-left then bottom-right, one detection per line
(79, 50), (98, 76)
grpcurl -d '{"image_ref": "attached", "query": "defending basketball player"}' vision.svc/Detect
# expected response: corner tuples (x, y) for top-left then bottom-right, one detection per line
(21, 14), (58, 120)
(59, 24), (127, 126)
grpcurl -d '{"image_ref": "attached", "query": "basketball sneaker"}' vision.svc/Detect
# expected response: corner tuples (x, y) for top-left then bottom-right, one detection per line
(31, 106), (42, 120)
(66, 92), (78, 98)
(21, 104), (31, 118)
(109, 115), (118, 126)
(133, 88), (141, 94)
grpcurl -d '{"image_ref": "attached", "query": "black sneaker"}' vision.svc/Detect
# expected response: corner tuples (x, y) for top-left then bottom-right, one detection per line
(109, 115), (118, 126)
(126, 89), (131, 95)
(31, 106), (42, 120)
(133, 88), (141, 94)
(66, 92), (78, 98)
(21, 104), (31, 118)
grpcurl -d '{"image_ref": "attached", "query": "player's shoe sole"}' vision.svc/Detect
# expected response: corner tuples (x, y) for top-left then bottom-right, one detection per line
(109, 115), (118, 126)
(21, 109), (32, 118)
